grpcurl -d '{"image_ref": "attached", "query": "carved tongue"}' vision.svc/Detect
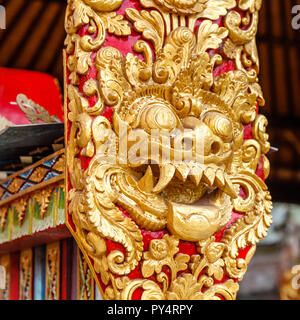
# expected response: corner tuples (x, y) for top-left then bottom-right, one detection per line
(152, 164), (176, 194)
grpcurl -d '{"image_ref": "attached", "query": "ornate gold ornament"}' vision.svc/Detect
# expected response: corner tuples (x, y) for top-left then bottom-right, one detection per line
(65, 0), (272, 300)
(46, 242), (60, 300)
(78, 247), (95, 300)
(0, 254), (10, 300)
(19, 248), (33, 300)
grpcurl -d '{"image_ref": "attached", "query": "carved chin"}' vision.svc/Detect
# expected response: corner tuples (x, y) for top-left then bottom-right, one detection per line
(167, 190), (233, 242)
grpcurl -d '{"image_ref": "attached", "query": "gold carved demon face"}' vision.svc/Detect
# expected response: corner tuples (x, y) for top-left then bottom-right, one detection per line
(66, 0), (272, 300)
(91, 27), (255, 243)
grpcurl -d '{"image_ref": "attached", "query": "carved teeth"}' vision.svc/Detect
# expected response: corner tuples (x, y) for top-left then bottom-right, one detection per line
(138, 165), (154, 193)
(223, 175), (238, 199)
(150, 161), (237, 199)
(188, 165), (203, 186)
(152, 164), (176, 194)
(175, 164), (190, 181)
(202, 167), (216, 187)
(215, 169), (225, 188)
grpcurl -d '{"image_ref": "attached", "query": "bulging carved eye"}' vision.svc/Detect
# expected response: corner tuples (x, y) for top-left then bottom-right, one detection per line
(154, 107), (177, 130)
(203, 112), (233, 142)
(139, 102), (179, 133)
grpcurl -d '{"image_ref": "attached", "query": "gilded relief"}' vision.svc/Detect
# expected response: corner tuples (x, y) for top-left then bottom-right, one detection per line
(65, 0), (272, 300)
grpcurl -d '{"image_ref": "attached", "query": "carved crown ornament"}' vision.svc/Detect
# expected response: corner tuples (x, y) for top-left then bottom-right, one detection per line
(64, 0), (272, 300)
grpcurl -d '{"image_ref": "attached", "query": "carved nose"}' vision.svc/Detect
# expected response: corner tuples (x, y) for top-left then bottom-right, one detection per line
(181, 117), (223, 156)
(196, 124), (223, 156)
(209, 139), (222, 155)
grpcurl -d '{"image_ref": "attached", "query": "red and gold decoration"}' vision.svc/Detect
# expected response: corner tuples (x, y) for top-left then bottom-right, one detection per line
(64, 0), (272, 300)
(19, 248), (33, 300)
(77, 247), (95, 300)
(45, 241), (60, 300)
(0, 150), (65, 244)
(0, 254), (10, 300)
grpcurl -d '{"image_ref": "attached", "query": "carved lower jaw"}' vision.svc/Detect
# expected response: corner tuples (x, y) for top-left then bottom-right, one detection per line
(117, 161), (236, 236)
(167, 190), (233, 242)
(149, 162), (237, 242)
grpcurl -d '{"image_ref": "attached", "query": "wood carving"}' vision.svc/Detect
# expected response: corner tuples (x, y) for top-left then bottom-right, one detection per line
(64, 0), (272, 300)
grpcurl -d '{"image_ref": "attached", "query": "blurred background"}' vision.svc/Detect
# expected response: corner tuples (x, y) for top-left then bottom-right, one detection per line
(0, 0), (300, 299)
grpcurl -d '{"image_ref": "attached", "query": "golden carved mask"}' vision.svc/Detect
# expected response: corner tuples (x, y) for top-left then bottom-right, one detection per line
(64, 0), (272, 300)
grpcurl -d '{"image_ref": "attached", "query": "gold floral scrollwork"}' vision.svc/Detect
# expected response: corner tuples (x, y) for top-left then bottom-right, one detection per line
(33, 186), (53, 219)
(223, 0), (264, 103)
(0, 254), (10, 300)
(46, 242), (60, 300)
(19, 248), (33, 300)
(0, 207), (8, 231)
(12, 196), (28, 226)
(65, 0), (130, 84)
(252, 114), (271, 179)
(65, 0), (272, 300)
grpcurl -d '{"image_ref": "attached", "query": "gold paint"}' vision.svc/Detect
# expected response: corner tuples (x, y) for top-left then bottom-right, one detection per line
(29, 167), (49, 183)
(141, 0), (236, 17)
(223, 0), (263, 89)
(52, 154), (65, 172)
(0, 175), (63, 209)
(65, 0), (272, 300)
(0, 187), (5, 200)
(0, 254), (10, 300)
(45, 242), (60, 300)
(19, 248), (33, 300)
(7, 178), (25, 194)
(0, 207), (8, 231)
(33, 186), (54, 219)
(12, 196), (28, 226)
(0, 152), (64, 242)
(77, 247), (95, 300)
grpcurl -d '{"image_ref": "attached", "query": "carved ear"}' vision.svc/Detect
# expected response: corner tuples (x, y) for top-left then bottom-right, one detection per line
(241, 139), (262, 173)
(95, 47), (130, 107)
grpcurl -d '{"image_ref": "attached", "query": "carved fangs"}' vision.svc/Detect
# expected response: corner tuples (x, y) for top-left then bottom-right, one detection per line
(150, 162), (237, 198)
(152, 164), (176, 193)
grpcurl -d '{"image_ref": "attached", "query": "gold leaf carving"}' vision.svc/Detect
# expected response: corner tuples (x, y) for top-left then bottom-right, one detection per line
(65, 0), (272, 300)
(101, 12), (131, 36)
(141, 0), (236, 18)
(83, 0), (124, 12)
(196, 20), (228, 53)
(126, 9), (165, 54)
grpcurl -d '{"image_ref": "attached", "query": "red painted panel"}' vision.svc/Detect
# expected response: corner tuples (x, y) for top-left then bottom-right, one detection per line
(0, 67), (63, 125)
(61, 240), (67, 300)
(9, 252), (19, 300)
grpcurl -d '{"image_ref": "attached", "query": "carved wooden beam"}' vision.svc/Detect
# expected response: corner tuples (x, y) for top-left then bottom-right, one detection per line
(64, 0), (272, 300)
